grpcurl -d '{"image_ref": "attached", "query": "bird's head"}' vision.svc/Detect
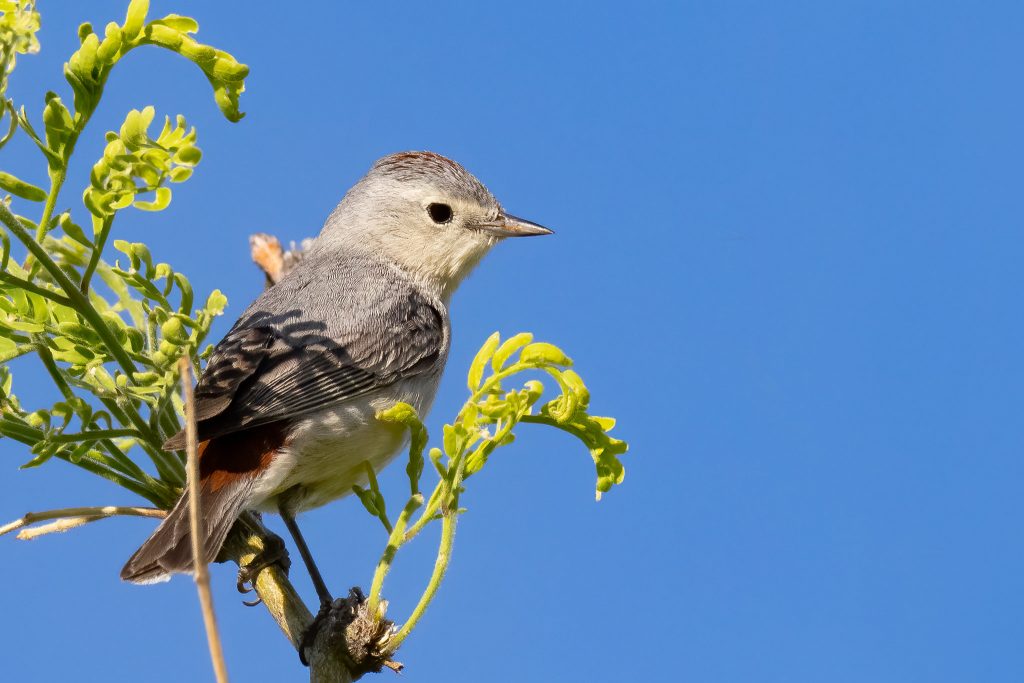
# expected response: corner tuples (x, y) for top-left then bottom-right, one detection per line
(318, 151), (551, 298)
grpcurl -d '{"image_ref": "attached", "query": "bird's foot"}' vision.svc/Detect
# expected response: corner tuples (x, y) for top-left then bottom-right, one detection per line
(298, 597), (335, 667)
(297, 587), (403, 674)
(236, 532), (291, 606)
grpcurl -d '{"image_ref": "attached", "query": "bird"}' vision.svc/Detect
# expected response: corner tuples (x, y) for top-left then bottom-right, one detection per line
(120, 151), (551, 607)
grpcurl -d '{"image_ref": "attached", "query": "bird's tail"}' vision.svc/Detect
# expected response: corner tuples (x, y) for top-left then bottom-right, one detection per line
(120, 478), (252, 584)
(122, 425), (285, 584)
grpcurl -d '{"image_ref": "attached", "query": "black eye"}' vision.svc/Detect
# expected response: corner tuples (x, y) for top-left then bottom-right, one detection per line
(427, 203), (453, 224)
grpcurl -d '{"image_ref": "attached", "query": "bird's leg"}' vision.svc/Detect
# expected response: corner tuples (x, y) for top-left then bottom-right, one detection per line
(279, 504), (333, 605)
(279, 503), (336, 666)
(236, 531), (291, 606)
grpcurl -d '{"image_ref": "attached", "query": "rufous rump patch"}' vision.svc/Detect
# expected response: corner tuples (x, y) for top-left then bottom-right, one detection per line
(199, 422), (288, 492)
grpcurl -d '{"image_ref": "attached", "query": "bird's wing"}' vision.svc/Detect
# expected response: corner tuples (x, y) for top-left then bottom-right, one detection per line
(163, 292), (445, 450)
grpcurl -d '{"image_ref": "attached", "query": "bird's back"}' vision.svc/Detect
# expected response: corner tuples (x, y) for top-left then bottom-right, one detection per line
(166, 248), (448, 450)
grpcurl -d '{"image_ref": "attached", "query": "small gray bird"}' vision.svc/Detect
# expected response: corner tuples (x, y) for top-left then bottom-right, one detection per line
(121, 152), (550, 598)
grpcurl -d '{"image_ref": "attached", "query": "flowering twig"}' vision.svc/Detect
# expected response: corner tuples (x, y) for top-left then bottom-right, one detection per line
(361, 332), (628, 657)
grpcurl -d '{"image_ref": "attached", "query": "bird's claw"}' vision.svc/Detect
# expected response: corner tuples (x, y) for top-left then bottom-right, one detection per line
(236, 533), (291, 606)
(298, 599), (335, 667)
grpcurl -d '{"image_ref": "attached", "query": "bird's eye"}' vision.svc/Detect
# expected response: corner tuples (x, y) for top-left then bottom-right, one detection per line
(427, 203), (453, 224)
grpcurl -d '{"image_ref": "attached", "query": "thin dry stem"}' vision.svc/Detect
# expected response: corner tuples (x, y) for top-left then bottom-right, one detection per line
(0, 505), (165, 538)
(18, 517), (95, 539)
(181, 357), (230, 683)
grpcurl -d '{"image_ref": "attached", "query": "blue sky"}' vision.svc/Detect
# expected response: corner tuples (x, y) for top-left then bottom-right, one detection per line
(2, 1), (1023, 681)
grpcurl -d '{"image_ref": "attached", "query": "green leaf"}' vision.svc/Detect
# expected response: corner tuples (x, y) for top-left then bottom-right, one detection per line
(111, 191), (134, 210)
(97, 23), (124, 63)
(151, 14), (199, 33)
(124, 327), (145, 353)
(64, 63), (94, 115)
(130, 370), (161, 385)
(377, 402), (429, 494)
(477, 396), (509, 418)
(520, 342), (572, 367)
(492, 332), (532, 371)
(83, 187), (108, 217)
(173, 145), (201, 165)
(160, 317), (187, 343)
(429, 447), (445, 477)
(138, 23), (249, 122)
(58, 213), (91, 246)
(3, 319), (45, 333)
(543, 385), (578, 423)
(21, 442), (60, 469)
(0, 171), (47, 201)
(24, 292), (49, 323)
(202, 289), (226, 315)
(209, 77), (247, 122)
(442, 424), (461, 459)
(42, 94), (74, 152)
(133, 186), (171, 211)
(0, 335), (23, 362)
(68, 33), (101, 87)
(377, 402), (417, 425)
(168, 167), (192, 183)
(113, 239), (135, 267)
(9, 287), (29, 315)
(63, 345), (95, 364)
(352, 484), (380, 516)
(560, 368), (590, 409)
(522, 379), (545, 405)
(122, 0), (149, 41)
(468, 332), (500, 391)
(120, 106), (154, 147)
(0, 366), (13, 397)
(210, 56), (248, 83)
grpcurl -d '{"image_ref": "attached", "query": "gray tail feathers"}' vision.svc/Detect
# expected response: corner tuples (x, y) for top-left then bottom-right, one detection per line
(120, 481), (250, 584)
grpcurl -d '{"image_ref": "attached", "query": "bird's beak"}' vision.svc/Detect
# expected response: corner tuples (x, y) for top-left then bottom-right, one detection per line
(476, 213), (553, 238)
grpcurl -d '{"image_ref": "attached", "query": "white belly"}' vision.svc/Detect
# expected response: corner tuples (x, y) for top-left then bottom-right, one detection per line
(250, 375), (440, 513)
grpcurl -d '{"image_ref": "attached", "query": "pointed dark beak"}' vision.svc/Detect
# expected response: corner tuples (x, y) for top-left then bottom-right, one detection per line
(476, 213), (553, 238)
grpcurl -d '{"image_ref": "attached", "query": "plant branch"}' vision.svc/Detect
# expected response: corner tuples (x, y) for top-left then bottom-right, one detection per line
(49, 428), (142, 443)
(366, 494), (423, 620)
(34, 164), (66, 241)
(0, 272), (73, 306)
(35, 342), (75, 400)
(0, 505), (165, 538)
(391, 502), (458, 649)
(16, 516), (99, 539)
(56, 450), (165, 504)
(0, 200), (138, 376)
(98, 395), (183, 485)
(79, 214), (113, 294)
(98, 437), (162, 488)
(222, 514), (315, 647)
(218, 515), (362, 682)
(24, 142), (81, 279)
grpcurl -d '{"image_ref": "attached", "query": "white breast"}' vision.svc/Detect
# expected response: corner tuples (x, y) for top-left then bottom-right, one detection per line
(250, 374), (442, 513)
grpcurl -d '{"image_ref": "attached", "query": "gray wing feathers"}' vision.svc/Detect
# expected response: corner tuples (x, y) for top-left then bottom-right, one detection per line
(164, 255), (446, 450)
(191, 327), (275, 422)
